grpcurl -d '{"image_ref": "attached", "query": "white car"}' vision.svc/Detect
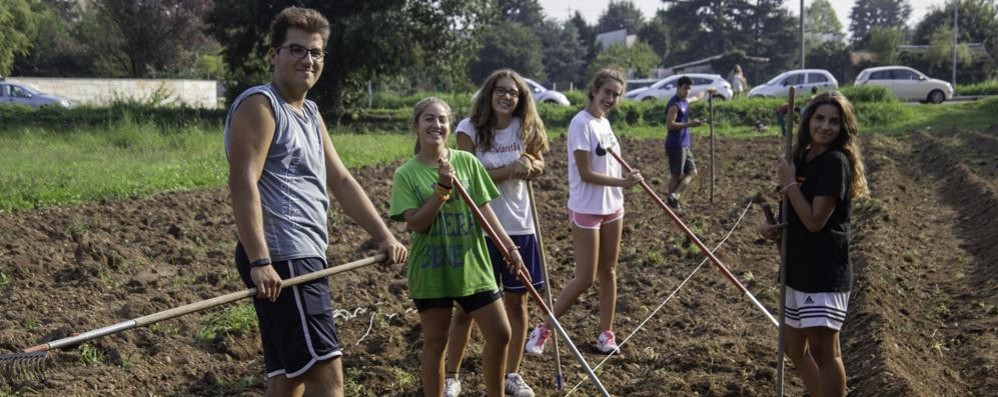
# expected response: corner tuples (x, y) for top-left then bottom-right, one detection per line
(472, 78), (570, 106)
(523, 78), (570, 106)
(0, 81), (77, 108)
(748, 69), (838, 98)
(623, 73), (733, 101)
(855, 66), (953, 104)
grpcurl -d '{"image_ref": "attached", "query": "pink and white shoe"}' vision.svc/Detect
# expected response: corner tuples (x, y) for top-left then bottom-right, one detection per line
(525, 324), (551, 355)
(596, 330), (619, 354)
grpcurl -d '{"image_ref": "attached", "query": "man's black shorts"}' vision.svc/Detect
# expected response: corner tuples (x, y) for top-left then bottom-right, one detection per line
(236, 244), (341, 378)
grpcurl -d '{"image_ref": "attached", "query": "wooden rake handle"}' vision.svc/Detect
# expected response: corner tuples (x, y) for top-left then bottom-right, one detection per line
(23, 254), (386, 353)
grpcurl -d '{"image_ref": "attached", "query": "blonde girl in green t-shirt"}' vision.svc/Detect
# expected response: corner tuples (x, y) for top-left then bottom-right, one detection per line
(389, 97), (526, 397)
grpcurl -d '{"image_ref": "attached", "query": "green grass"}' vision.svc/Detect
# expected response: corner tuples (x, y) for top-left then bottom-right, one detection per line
(0, 119), (414, 212)
(0, 118), (226, 212)
(876, 96), (998, 134)
(2, 97), (995, 212)
(957, 80), (998, 96)
(196, 303), (258, 342)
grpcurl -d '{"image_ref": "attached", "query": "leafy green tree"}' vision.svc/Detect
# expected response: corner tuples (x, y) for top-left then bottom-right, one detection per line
(588, 41), (659, 80)
(638, 11), (672, 64)
(742, 0), (797, 78)
(10, 0), (94, 77)
(535, 19), (587, 86)
(569, 10), (600, 71)
(469, 20), (545, 84)
(595, 0), (645, 34)
(805, 0), (844, 49)
(499, 0), (544, 28)
(867, 26), (904, 64)
(927, 25), (974, 68)
(0, 0), (40, 76)
(806, 40), (850, 82)
(849, 0), (912, 46)
(81, 0), (216, 78)
(207, 0), (492, 117)
(912, 0), (998, 45)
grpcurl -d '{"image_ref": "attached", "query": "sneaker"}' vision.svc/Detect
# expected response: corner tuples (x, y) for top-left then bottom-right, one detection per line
(505, 373), (536, 397)
(596, 330), (619, 354)
(443, 377), (461, 397)
(666, 194), (681, 210)
(525, 324), (551, 355)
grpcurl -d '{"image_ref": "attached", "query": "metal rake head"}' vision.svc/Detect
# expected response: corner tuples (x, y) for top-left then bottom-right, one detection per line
(0, 351), (47, 385)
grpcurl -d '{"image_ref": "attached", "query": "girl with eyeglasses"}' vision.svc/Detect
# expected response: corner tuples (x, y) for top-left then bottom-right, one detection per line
(526, 67), (642, 356)
(440, 69), (549, 397)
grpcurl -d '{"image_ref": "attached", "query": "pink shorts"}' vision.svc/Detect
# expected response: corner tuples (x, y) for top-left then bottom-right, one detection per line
(568, 208), (624, 230)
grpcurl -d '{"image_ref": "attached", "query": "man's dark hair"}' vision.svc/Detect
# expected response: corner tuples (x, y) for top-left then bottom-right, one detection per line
(677, 76), (693, 88)
(269, 7), (330, 48)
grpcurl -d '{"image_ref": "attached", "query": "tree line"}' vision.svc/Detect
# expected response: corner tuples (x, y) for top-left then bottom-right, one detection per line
(2, 0), (996, 116)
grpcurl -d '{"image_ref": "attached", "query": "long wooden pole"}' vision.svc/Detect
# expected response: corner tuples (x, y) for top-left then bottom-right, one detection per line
(526, 181), (564, 389)
(776, 86), (797, 397)
(709, 92), (715, 204)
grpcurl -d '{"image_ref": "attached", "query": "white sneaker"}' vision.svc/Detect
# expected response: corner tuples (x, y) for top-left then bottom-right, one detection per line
(444, 377), (461, 397)
(596, 330), (619, 354)
(524, 324), (551, 355)
(505, 373), (536, 397)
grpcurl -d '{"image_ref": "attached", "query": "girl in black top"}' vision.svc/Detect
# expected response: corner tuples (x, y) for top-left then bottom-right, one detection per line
(759, 91), (868, 397)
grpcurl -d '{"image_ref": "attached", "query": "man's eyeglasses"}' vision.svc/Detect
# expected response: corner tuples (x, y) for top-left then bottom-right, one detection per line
(494, 87), (519, 98)
(277, 44), (327, 62)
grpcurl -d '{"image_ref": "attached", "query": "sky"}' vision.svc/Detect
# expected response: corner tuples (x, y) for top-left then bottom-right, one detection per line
(538, 0), (942, 33)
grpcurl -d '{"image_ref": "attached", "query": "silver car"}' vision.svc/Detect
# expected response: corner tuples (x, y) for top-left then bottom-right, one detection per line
(623, 73), (733, 101)
(523, 78), (570, 106)
(855, 66), (953, 104)
(748, 69), (838, 98)
(0, 81), (77, 108)
(472, 78), (571, 106)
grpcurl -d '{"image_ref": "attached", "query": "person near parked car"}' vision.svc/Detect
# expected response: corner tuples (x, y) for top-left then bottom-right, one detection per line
(224, 6), (407, 397)
(758, 91), (869, 397)
(526, 67), (643, 356)
(664, 76), (706, 210)
(443, 69), (550, 397)
(389, 96), (524, 397)
(730, 64), (749, 98)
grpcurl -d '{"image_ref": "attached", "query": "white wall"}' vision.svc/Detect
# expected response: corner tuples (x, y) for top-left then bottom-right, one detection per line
(5, 77), (221, 108)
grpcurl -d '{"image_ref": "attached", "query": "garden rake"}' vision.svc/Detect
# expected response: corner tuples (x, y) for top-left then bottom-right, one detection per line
(602, 146), (779, 328)
(0, 253), (386, 384)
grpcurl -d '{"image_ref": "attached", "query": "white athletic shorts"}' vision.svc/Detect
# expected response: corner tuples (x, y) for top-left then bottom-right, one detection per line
(784, 286), (850, 331)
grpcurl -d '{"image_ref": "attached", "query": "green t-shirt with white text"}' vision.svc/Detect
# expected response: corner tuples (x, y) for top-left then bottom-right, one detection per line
(389, 150), (500, 299)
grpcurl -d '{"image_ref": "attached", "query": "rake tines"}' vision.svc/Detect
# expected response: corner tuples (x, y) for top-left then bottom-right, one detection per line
(0, 351), (47, 384)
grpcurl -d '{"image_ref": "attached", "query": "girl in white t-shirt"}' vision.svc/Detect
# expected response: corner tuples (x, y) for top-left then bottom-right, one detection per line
(526, 68), (643, 356)
(444, 69), (549, 397)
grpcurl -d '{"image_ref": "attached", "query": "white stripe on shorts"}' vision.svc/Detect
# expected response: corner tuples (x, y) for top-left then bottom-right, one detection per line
(784, 286), (850, 331)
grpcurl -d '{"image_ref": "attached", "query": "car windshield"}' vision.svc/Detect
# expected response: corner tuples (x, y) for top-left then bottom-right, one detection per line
(651, 77), (677, 89)
(766, 74), (787, 85)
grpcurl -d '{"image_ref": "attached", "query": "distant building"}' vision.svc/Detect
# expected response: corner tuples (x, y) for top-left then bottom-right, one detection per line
(657, 53), (769, 78)
(595, 28), (636, 50)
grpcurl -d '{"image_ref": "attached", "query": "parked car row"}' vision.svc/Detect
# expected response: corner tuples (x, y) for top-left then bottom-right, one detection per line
(615, 65), (954, 105)
(2, 65), (958, 111)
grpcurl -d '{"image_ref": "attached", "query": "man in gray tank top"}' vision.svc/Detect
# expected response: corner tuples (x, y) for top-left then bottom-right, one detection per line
(223, 7), (407, 397)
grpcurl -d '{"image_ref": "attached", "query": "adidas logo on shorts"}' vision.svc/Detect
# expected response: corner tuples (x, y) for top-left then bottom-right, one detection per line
(804, 296), (814, 304)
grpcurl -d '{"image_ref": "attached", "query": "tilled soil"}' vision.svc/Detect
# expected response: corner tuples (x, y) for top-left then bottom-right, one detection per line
(1, 130), (995, 396)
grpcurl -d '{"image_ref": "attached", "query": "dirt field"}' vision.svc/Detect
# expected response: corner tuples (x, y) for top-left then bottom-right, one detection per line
(1, 129), (995, 396)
